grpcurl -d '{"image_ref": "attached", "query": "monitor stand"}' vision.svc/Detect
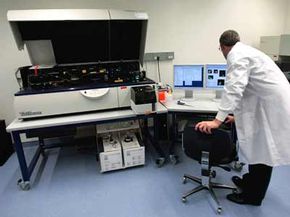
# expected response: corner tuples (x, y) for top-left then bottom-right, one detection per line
(184, 90), (193, 99)
(211, 90), (223, 103)
(215, 90), (223, 100)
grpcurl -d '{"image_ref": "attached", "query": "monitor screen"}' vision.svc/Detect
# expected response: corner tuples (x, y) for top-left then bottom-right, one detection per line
(205, 64), (227, 89)
(173, 65), (204, 88)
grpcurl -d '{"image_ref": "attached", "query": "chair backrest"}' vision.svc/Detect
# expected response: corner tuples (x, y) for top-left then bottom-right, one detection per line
(182, 126), (236, 166)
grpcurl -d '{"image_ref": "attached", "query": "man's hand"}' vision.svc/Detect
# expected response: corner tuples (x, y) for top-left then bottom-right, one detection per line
(225, 115), (235, 124)
(195, 119), (222, 134)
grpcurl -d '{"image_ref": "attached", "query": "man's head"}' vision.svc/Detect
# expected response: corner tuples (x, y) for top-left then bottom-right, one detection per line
(219, 30), (240, 59)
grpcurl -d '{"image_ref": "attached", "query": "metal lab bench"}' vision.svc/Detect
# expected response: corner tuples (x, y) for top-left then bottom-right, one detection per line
(6, 103), (167, 190)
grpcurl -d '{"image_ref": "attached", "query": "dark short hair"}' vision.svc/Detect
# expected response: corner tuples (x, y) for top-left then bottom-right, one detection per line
(219, 30), (240, 46)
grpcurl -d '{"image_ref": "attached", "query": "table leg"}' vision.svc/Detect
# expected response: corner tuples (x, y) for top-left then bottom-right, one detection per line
(39, 137), (46, 157)
(12, 131), (31, 190)
(153, 115), (166, 167)
(12, 131), (44, 190)
(168, 113), (178, 164)
(143, 116), (166, 167)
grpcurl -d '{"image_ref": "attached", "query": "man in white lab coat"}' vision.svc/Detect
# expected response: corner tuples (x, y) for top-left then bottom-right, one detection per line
(195, 30), (290, 206)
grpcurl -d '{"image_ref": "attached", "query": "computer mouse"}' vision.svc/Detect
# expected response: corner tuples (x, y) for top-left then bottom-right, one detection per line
(177, 100), (185, 105)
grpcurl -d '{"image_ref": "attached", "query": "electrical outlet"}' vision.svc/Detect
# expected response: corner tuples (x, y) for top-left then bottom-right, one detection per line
(144, 52), (174, 62)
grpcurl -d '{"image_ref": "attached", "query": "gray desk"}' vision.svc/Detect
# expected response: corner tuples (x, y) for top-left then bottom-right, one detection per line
(7, 103), (167, 190)
(162, 98), (220, 113)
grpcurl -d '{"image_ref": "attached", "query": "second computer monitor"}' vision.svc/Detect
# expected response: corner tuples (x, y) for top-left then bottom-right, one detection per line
(205, 64), (227, 89)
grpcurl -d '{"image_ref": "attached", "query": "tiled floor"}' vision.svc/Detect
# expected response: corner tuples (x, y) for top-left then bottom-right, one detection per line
(0, 142), (289, 217)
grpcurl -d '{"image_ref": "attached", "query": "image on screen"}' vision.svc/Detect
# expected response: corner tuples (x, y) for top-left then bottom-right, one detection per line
(174, 65), (204, 88)
(205, 64), (227, 88)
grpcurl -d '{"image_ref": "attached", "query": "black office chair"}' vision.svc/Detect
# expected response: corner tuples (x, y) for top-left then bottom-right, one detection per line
(181, 125), (237, 214)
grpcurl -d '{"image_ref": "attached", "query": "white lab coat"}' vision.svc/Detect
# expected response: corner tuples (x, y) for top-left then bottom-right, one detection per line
(216, 42), (290, 166)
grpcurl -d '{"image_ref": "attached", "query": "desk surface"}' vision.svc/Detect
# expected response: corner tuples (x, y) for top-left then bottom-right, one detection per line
(7, 103), (167, 132)
(162, 98), (220, 113)
(7, 99), (219, 132)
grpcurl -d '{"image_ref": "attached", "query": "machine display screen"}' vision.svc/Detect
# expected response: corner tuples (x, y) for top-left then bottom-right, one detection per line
(18, 21), (110, 64)
(51, 21), (110, 64)
(110, 20), (143, 61)
(18, 20), (144, 64)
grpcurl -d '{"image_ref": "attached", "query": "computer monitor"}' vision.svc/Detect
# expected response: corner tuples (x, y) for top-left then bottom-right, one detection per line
(173, 65), (204, 98)
(205, 64), (227, 88)
(205, 64), (227, 98)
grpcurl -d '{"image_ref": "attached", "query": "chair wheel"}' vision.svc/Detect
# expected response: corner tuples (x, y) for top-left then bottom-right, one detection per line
(182, 197), (187, 203)
(169, 155), (179, 165)
(233, 188), (239, 194)
(233, 161), (245, 172)
(182, 177), (187, 184)
(217, 207), (222, 214)
(155, 157), (166, 167)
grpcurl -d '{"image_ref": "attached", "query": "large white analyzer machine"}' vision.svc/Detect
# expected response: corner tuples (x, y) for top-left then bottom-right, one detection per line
(7, 9), (154, 119)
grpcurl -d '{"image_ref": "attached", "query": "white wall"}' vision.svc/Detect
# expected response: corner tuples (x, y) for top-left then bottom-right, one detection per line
(285, 0), (290, 33)
(0, 0), (289, 124)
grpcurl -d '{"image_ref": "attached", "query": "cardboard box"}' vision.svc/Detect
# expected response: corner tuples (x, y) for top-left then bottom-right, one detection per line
(122, 147), (145, 168)
(99, 134), (123, 172)
(120, 133), (145, 168)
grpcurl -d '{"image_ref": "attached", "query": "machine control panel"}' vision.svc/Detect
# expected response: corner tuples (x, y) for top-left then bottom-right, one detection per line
(18, 61), (147, 91)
